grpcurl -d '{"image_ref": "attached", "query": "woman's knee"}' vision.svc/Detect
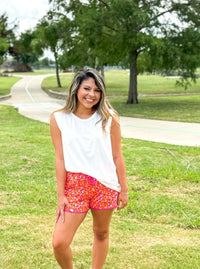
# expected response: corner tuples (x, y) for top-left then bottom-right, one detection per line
(93, 227), (109, 241)
(52, 234), (68, 251)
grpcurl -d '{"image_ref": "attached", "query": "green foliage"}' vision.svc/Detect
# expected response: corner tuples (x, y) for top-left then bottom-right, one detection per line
(50, 0), (200, 103)
(0, 13), (15, 64)
(0, 38), (8, 64)
(35, 14), (72, 86)
(9, 30), (43, 65)
(154, 27), (200, 88)
(3, 1), (200, 102)
(57, 1), (117, 70)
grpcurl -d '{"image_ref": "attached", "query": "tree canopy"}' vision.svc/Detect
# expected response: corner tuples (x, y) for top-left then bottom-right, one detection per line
(49, 0), (200, 104)
(2, 1), (200, 103)
(0, 13), (15, 65)
(10, 30), (42, 63)
(35, 13), (72, 87)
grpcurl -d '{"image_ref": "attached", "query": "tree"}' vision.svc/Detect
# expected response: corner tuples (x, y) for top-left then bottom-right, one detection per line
(10, 30), (43, 65)
(35, 14), (72, 87)
(55, 0), (121, 76)
(9, 30), (43, 71)
(158, 27), (200, 89)
(0, 13), (15, 65)
(50, 0), (200, 104)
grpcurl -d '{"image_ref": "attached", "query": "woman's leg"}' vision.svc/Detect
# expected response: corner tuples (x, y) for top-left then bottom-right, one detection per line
(52, 212), (86, 269)
(91, 209), (114, 269)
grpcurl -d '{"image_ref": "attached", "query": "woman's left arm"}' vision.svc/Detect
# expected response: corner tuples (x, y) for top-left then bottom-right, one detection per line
(111, 117), (128, 210)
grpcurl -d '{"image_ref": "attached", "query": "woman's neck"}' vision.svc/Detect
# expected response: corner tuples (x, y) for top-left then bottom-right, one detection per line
(74, 107), (96, 119)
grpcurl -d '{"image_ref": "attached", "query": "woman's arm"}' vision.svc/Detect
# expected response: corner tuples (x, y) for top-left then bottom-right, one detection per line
(110, 117), (128, 209)
(50, 113), (68, 222)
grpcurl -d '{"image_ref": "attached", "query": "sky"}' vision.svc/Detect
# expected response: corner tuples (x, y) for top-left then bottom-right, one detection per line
(0, 0), (50, 34)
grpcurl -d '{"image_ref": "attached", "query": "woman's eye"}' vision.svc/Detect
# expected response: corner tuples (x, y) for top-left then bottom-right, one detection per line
(95, 89), (101, 93)
(84, 87), (89, 90)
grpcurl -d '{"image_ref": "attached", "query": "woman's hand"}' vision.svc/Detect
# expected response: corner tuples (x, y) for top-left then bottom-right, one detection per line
(117, 191), (128, 210)
(55, 196), (69, 223)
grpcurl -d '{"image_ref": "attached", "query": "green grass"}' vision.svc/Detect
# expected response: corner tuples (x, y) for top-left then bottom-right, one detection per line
(12, 69), (57, 76)
(42, 70), (200, 96)
(110, 95), (200, 123)
(42, 70), (200, 123)
(0, 105), (200, 269)
(42, 72), (74, 93)
(0, 76), (21, 95)
(106, 70), (200, 96)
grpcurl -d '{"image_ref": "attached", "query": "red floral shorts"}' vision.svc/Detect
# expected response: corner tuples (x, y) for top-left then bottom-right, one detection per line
(64, 172), (119, 213)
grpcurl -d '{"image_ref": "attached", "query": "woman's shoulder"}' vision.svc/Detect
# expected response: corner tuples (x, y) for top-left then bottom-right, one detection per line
(54, 110), (66, 116)
(51, 111), (73, 131)
(53, 110), (71, 119)
(52, 110), (72, 125)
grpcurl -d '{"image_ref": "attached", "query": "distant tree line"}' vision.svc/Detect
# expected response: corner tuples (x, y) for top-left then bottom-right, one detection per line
(1, 0), (200, 104)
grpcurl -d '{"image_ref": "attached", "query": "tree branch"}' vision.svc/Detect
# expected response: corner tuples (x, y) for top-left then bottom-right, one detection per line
(102, 31), (113, 37)
(137, 6), (181, 32)
(152, 2), (195, 22)
(152, 7), (175, 21)
(104, 24), (119, 33)
(98, 0), (110, 8)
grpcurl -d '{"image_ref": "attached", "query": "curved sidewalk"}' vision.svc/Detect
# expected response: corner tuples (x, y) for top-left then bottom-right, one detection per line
(121, 117), (200, 146)
(1, 75), (200, 147)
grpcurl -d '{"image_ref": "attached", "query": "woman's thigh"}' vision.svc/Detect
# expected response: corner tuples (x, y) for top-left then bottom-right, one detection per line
(91, 209), (114, 234)
(53, 212), (87, 247)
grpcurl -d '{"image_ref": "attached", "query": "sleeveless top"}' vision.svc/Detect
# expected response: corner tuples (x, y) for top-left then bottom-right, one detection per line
(54, 111), (121, 191)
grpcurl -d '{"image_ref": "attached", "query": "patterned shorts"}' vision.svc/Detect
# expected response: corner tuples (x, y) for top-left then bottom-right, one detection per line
(64, 172), (119, 213)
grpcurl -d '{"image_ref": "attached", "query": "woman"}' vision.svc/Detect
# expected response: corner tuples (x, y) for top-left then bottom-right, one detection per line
(50, 68), (128, 269)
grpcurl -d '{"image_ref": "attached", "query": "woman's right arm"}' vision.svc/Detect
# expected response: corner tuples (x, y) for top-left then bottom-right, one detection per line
(50, 113), (68, 223)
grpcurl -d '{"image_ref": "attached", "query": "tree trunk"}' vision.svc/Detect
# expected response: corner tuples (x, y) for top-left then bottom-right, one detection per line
(54, 51), (62, 88)
(127, 51), (138, 104)
(100, 65), (104, 78)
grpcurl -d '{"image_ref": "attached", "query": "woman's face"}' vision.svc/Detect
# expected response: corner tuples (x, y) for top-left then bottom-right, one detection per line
(76, 77), (101, 110)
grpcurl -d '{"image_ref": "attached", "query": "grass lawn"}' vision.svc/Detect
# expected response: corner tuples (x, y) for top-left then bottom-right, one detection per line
(42, 70), (200, 96)
(1, 105), (200, 269)
(0, 76), (21, 96)
(41, 70), (200, 123)
(42, 72), (74, 93)
(12, 69), (56, 76)
(110, 95), (200, 123)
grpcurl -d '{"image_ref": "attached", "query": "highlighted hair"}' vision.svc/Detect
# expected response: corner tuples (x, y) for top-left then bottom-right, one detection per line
(58, 68), (118, 131)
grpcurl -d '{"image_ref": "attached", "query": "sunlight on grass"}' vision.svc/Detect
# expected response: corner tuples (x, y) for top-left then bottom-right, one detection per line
(0, 76), (21, 95)
(110, 95), (200, 123)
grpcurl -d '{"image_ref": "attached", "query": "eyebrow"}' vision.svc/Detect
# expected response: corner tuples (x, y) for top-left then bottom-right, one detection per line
(83, 84), (100, 90)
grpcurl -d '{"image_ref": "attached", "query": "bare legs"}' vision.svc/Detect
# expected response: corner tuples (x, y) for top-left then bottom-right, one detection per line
(52, 209), (114, 269)
(52, 212), (86, 269)
(91, 209), (114, 269)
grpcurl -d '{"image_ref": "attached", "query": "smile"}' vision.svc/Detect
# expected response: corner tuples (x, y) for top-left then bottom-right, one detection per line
(85, 98), (95, 102)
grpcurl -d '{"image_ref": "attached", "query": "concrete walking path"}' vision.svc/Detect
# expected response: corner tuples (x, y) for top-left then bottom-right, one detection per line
(1, 75), (200, 147)
(1, 75), (64, 123)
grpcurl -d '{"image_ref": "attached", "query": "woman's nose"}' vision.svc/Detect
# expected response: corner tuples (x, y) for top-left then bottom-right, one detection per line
(88, 90), (95, 96)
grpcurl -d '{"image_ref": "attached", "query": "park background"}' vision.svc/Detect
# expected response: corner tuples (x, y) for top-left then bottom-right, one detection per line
(1, 1), (200, 268)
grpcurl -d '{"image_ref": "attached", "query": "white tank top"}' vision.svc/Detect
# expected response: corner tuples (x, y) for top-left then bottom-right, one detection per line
(54, 111), (120, 191)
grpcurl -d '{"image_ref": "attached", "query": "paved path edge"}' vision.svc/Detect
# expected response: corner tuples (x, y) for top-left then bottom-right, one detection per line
(0, 93), (12, 101)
